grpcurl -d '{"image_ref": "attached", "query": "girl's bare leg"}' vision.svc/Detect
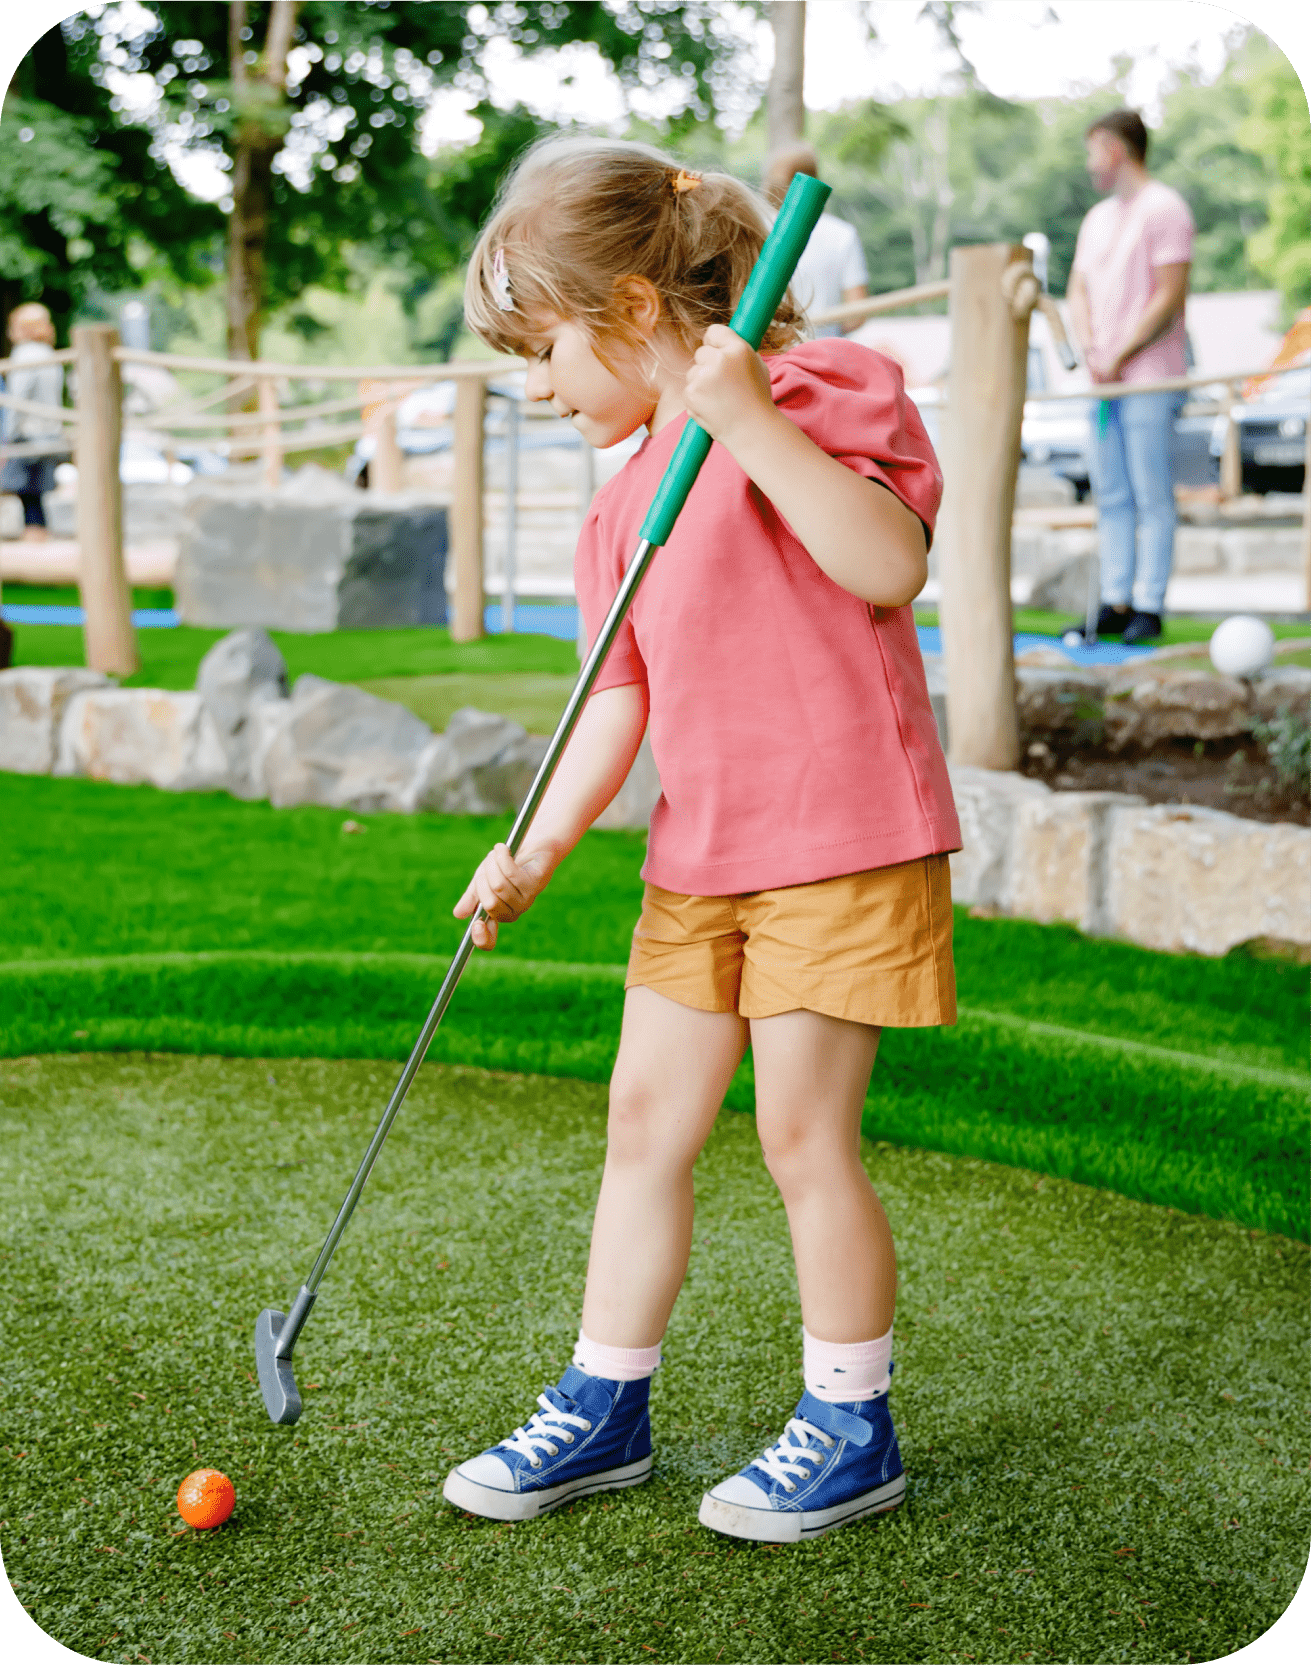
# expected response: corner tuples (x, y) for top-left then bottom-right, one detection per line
(581, 985), (748, 1348)
(750, 1009), (894, 1341)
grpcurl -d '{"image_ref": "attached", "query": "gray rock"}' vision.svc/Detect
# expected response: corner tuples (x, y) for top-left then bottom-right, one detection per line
(260, 676), (435, 811)
(410, 707), (548, 815)
(195, 628), (288, 793)
(1101, 668), (1253, 749)
(945, 763), (1051, 908)
(175, 487), (448, 631)
(1027, 550), (1096, 613)
(1253, 664), (1311, 724)
(1015, 665), (1106, 738)
(54, 688), (233, 792)
(0, 667), (109, 774)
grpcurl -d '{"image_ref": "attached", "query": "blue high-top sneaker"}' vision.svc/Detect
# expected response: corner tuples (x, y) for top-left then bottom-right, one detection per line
(698, 1389), (905, 1543)
(443, 1367), (653, 1522)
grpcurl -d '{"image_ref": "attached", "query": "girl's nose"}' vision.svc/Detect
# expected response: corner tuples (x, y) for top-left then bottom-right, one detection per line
(523, 361), (551, 402)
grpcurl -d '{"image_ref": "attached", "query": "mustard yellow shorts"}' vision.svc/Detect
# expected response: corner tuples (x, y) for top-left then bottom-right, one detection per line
(625, 853), (956, 1029)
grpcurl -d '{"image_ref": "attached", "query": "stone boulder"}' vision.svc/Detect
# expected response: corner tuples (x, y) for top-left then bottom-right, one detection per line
(945, 764), (1051, 908)
(1253, 665), (1311, 725)
(1015, 665), (1105, 740)
(54, 688), (232, 792)
(1007, 789), (1143, 934)
(175, 483), (448, 632)
(406, 707), (549, 816)
(1105, 801), (1311, 956)
(195, 627), (289, 795)
(259, 675), (434, 811)
(1101, 668), (1252, 749)
(0, 667), (109, 774)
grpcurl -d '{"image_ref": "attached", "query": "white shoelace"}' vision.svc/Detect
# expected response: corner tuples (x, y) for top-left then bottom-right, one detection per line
(751, 1417), (836, 1493)
(500, 1394), (593, 1468)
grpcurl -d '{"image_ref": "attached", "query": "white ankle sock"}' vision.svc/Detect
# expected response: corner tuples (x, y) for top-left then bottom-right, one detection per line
(803, 1325), (893, 1403)
(572, 1330), (662, 1382)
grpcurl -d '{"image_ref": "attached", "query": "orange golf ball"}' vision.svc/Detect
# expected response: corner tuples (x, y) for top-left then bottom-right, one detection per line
(176, 1468), (235, 1530)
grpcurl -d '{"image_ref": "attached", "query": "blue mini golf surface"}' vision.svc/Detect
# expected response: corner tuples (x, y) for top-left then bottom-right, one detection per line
(2, 602), (1157, 663)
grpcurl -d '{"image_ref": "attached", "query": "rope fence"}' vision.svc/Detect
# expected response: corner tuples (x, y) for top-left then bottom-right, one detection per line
(4, 252), (1306, 762)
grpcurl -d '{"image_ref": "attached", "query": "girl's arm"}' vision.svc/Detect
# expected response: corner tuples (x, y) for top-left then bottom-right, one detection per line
(682, 326), (928, 608)
(453, 680), (649, 949)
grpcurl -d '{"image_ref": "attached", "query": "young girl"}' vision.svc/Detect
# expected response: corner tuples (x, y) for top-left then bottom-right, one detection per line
(443, 136), (960, 1544)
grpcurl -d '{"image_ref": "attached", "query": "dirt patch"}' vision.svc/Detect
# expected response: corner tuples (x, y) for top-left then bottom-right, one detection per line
(1018, 732), (1309, 826)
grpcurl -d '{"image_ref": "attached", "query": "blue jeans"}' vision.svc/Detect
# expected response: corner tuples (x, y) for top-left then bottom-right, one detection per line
(1090, 389), (1179, 614)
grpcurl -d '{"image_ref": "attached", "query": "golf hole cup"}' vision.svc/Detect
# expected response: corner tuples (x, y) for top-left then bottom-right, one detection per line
(1209, 615), (1275, 678)
(177, 1468), (235, 1529)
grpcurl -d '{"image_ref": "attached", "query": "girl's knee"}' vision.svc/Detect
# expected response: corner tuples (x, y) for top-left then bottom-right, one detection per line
(605, 1076), (694, 1169)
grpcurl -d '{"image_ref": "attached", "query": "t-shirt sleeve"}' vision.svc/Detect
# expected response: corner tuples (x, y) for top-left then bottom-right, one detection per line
(573, 495), (648, 694)
(1145, 188), (1195, 268)
(768, 338), (944, 543)
(839, 220), (869, 290)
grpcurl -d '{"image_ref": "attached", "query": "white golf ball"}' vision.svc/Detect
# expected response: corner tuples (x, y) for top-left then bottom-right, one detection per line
(1209, 615), (1275, 677)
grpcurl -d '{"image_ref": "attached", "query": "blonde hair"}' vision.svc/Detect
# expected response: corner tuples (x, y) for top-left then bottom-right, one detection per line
(465, 135), (804, 364)
(8, 302), (55, 345)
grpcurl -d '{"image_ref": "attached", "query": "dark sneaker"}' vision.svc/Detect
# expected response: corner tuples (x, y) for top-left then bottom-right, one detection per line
(442, 1367), (653, 1522)
(1122, 609), (1163, 645)
(1066, 603), (1132, 641)
(698, 1390), (905, 1543)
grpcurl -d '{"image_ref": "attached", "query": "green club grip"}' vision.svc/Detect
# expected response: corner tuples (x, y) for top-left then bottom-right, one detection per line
(638, 172), (832, 547)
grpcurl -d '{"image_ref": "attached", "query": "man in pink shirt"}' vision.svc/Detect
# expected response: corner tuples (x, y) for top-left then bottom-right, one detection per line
(1068, 109), (1195, 645)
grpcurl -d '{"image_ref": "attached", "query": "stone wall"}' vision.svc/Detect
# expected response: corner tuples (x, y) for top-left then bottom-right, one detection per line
(2, 630), (1307, 958)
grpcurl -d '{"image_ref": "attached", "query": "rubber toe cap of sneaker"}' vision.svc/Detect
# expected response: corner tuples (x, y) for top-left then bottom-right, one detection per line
(456, 1451), (517, 1492)
(708, 1473), (773, 1508)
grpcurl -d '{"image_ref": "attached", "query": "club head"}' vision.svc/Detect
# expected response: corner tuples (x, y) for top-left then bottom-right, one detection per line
(255, 1307), (303, 1425)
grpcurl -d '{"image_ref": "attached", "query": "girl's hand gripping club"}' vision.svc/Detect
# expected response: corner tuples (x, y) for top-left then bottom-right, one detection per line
(254, 171), (832, 1426)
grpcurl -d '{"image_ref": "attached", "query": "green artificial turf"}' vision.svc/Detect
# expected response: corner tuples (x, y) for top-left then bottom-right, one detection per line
(2, 951), (1304, 1240)
(9, 620), (579, 691)
(2, 1053), (1307, 1665)
(357, 673), (577, 736)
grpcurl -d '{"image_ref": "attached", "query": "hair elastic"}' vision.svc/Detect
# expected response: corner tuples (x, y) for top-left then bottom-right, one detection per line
(491, 248), (514, 311)
(670, 168), (702, 195)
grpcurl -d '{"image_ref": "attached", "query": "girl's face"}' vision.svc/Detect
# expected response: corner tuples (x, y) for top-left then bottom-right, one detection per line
(521, 317), (657, 448)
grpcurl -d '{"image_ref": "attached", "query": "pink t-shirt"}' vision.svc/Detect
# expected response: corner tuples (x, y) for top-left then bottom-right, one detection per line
(575, 337), (962, 897)
(1072, 180), (1195, 382)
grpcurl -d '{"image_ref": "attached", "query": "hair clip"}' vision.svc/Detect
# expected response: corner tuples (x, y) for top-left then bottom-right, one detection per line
(670, 169), (702, 195)
(492, 248), (514, 312)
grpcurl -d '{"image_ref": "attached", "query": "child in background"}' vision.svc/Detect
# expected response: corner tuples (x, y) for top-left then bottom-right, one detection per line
(2, 303), (65, 542)
(443, 137), (960, 1543)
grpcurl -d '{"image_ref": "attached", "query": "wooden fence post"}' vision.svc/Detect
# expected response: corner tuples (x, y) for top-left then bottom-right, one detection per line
(259, 376), (282, 490)
(937, 244), (1033, 772)
(74, 324), (138, 676)
(371, 403), (403, 493)
(451, 377), (486, 641)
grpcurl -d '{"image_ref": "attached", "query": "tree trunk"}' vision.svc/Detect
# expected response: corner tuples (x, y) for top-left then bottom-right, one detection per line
(226, 0), (299, 363)
(767, 2), (806, 151)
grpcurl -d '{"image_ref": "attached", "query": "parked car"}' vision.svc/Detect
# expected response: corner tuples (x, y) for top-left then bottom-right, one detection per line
(1209, 365), (1309, 494)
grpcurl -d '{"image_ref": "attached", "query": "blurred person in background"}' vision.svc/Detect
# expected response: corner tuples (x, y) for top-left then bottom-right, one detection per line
(764, 144), (868, 338)
(2, 302), (66, 543)
(1068, 109), (1194, 645)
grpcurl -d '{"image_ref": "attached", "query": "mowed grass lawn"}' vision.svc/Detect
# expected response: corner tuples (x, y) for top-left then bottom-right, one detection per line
(2, 1053), (1308, 1665)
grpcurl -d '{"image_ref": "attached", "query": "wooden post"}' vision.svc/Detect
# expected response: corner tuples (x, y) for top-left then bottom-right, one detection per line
(371, 401), (403, 493)
(1303, 414), (1310, 613)
(1219, 392), (1242, 499)
(259, 376), (282, 490)
(937, 244), (1032, 772)
(74, 324), (138, 676)
(451, 377), (486, 641)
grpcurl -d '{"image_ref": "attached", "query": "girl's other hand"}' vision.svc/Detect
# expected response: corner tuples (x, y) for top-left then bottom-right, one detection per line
(683, 324), (776, 447)
(453, 842), (554, 950)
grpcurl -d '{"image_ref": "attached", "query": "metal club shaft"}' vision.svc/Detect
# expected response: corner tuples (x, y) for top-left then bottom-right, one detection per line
(271, 538), (658, 1363)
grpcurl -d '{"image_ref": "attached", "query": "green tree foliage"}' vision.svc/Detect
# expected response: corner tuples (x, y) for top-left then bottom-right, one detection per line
(1242, 54), (1311, 314)
(811, 30), (1290, 301)
(10, 2), (761, 355)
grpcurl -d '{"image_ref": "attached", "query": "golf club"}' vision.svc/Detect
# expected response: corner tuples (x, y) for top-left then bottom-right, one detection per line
(255, 170), (833, 1425)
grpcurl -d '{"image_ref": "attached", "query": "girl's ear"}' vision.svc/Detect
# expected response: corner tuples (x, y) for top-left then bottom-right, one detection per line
(612, 276), (662, 340)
